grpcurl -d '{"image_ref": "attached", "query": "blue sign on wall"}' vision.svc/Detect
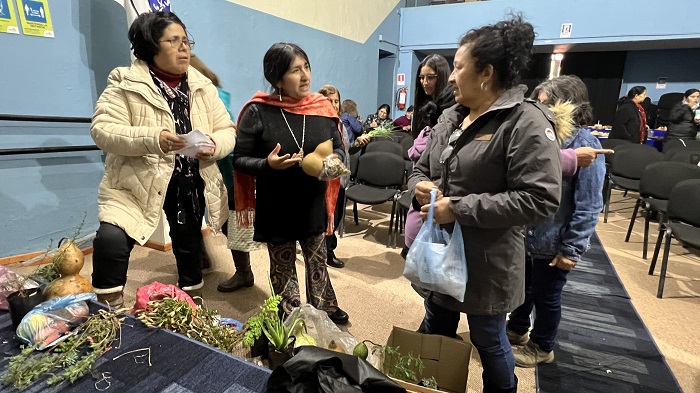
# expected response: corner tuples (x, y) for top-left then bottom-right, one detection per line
(22, 0), (45, 23)
(149, 0), (170, 12)
(0, 0), (10, 19)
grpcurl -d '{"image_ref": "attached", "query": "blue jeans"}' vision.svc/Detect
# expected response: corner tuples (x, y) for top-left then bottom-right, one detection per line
(508, 257), (570, 352)
(418, 299), (516, 391)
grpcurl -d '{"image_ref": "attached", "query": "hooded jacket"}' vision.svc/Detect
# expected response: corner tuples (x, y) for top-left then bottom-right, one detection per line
(91, 60), (235, 245)
(525, 102), (605, 261)
(666, 102), (700, 141)
(408, 85), (562, 315)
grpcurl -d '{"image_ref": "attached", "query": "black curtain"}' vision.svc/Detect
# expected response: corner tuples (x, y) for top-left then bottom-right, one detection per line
(561, 52), (627, 126)
(520, 53), (551, 98)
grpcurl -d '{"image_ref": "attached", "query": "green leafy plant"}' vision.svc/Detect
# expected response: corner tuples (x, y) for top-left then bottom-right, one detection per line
(382, 345), (425, 383)
(366, 123), (396, 140)
(262, 313), (304, 351)
(243, 278), (282, 348)
(2, 307), (127, 390)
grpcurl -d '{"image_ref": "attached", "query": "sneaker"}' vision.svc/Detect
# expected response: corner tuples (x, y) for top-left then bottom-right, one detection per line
(506, 328), (529, 346)
(513, 340), (554, 368)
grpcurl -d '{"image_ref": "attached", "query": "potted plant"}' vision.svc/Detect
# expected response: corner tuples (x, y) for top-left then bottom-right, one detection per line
(262, 312), (304, 370)
(242, 278), (281, 359)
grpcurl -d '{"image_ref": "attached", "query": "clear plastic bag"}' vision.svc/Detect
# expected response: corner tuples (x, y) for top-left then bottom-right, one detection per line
(16, 293), (95, 349)
(318, 155), (350, 181)
(0, 266), (39, 310)
(403, 189), (468, 302)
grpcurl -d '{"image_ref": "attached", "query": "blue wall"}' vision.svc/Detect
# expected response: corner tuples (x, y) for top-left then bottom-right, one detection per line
(620, 49), (700, 103)
(0, 0), (393, 258)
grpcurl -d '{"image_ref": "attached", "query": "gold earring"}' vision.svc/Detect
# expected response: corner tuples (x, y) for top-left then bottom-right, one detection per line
(480, 82), (486, 91)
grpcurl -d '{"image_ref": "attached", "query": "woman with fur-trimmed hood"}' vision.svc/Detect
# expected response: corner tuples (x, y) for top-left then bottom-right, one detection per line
(507, 75), (605, 368)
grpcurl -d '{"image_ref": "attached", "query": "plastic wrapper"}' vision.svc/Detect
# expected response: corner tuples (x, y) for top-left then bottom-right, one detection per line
(16, 292), (95, 350)
(131, 281), (197, 314)
(318, 155), (350, 181)
(0, 266), (39, 310)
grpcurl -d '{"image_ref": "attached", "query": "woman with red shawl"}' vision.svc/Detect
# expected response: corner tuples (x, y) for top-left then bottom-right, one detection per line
(233, 43), (348, 324)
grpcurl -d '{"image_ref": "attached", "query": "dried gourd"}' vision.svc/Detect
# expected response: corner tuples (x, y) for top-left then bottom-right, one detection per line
(44, 240), (94, 299)
(301, 139), (333, 178)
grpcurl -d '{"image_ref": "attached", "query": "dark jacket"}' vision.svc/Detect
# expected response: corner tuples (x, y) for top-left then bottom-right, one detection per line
(341, 113), (363, 144)
(233, 103), (344, 244)
(610, 99), (644, 143)
(666, 102), (700, 141)
(408, 86), (562, 315)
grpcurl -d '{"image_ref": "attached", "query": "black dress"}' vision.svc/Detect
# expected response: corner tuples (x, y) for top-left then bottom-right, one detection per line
(233, 103), (344, 244)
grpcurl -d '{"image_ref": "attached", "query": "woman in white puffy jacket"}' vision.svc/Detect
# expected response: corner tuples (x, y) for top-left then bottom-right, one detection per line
(90, 11), (235, 307)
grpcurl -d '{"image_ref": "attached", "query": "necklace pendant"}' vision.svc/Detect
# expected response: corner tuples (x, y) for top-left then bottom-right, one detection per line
(298, 148), (304, 158)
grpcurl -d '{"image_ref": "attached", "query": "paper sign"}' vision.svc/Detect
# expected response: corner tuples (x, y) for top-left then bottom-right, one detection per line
(656, 77), (667, 89)
(176, 130), (215, 158)
(560, 23), (572, 38)
(397, 73), (405, 86)
(16, 0), (53, 37)
(0, 0), (19, 34)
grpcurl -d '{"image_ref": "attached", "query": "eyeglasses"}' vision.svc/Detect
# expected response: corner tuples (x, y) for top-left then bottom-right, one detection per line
(160, 37), (195, 49)
(440, 128), (463, 164)
(418, 74), (438, 82)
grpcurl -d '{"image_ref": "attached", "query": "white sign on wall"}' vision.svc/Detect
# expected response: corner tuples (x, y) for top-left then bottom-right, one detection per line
(397, 73), (405, 86)
(560, 23), (572, 38)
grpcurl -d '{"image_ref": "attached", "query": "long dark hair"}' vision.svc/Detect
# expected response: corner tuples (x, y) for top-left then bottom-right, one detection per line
(412, 54), (450, 137)
(263, 42), (310, 95)
(128, 11), (186, 63)
(416, 85), (457, 131)
(532, 75), (594, 126)
(626, 86), (647, 100)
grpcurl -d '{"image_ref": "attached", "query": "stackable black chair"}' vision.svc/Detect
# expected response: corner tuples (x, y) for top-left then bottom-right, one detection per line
(669, 150), (700, 165)
(648, 179), (700, 298)
(342, 152), (406, 245)
(663, 140), (700, 161)
(624, 162), (700, 259)
(389, 191), (413, 249)
(364, 140), (403, 157)
(600, 139), (632, 220)
(603, 144), (662, 223)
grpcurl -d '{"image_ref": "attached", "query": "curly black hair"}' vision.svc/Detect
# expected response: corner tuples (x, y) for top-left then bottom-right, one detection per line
(128, 11), (186, 64)
(459, 14), (535, 89)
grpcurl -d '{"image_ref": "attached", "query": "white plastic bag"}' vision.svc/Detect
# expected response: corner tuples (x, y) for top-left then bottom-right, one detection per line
(403, 189), (468, 302)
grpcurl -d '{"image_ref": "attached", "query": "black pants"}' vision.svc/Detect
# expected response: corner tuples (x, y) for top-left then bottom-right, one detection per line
(325, 188), (345, 257)
(92, 178), (205, 290)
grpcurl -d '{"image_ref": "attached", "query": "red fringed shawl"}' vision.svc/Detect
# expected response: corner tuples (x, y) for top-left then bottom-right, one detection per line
(233, 92), (343, 235)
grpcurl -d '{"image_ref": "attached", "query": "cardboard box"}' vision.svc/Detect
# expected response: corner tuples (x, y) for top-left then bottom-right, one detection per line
(386, 326), (472, 393)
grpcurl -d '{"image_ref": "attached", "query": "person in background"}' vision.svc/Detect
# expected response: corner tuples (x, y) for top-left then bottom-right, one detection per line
(188, 54), (258, 293)
(392, 105), (414, 135)
(363, 104), (392, 132)
(340, 99), (363, 145)
(412, 54), (451, 137)
(409, 16), (561, 392)
(610, 86), (648, 143)
(666, 88), (700, 142)
(233, 42), (348, 325)
(318, 84), (351, 269)
(508, 75), (605, 367)
(90, 12), (235, 307)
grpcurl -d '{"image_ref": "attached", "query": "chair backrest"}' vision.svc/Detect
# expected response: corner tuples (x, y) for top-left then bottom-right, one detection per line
(656, 92), (684, 127)
(600, 138), (633, 164)
(356, 152), (406, 188)
(639, 161), (700, 199)
(670, 150), (700, 165)
(364, 140), (404, 157)
(349, 152), (360, 179)
(663, 140), (700, 160)
(610, 144), (662, 179)
(667, 179), (700, 226)
(399, 135), (415, 160)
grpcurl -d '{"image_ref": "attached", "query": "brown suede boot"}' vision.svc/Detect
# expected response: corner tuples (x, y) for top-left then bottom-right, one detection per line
(95, 290), (124, 309)
(217, 251), (254, 292)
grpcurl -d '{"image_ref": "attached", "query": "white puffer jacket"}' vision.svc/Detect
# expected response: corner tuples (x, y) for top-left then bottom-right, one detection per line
(91, 60), (235, 245)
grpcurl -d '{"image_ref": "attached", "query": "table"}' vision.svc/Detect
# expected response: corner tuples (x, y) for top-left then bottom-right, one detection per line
(0, 304), (271, 392)
(588, 127), (667, 151)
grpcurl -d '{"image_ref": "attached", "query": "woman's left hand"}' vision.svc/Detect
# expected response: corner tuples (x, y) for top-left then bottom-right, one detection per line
(196, 137), (216, 161)
(549, 254), (577, 270)
(420, 197), (455, 224)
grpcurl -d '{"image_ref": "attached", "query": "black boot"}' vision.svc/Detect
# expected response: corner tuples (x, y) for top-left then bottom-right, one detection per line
(483, 375), (518, 393)
(217, 250), (254, 292)
(327, 250), (345, 269)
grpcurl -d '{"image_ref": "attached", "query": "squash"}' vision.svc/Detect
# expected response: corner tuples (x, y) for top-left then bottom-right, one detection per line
(301, 139), (333, 178)
(43, 240), (94, 299)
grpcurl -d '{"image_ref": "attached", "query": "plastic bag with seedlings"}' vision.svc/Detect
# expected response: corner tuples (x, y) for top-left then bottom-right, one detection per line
(318, 155), (350, 181)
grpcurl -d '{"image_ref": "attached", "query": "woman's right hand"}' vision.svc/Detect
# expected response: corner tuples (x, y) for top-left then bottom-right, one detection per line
(415, 181), (442, 206)
(267, 143), (302, 170)
(159, 130), (187, 153)
(356, 134), (371, 147)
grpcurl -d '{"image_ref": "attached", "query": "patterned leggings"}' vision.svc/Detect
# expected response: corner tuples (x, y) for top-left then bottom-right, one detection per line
(267, 233), (339, 315)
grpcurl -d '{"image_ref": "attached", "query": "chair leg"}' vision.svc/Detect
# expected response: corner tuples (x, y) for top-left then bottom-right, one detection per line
(338, 194), (347, 238)
(353, 202), (358, 225)
(623, 190), (628, 197)
(642, 204), (651, 259)
(604, 176), (613, 223)
(649, 227), (665, 275)
(388, 197), (397, 248)
(657, 228), (673, 298)
(625, 198), (642, 242)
